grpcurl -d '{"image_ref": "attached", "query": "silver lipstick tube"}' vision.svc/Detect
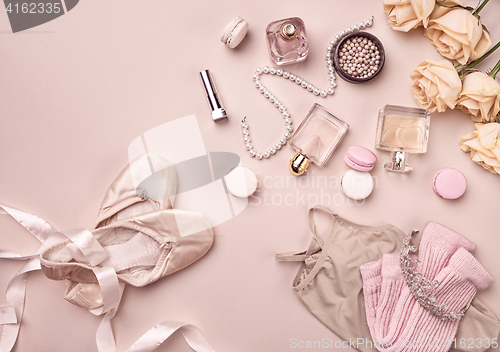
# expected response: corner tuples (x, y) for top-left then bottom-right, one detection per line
(200, 69), (227, 122)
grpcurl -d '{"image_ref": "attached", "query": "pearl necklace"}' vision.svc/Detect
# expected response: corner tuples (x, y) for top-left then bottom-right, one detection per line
(242, 17), (374, 160)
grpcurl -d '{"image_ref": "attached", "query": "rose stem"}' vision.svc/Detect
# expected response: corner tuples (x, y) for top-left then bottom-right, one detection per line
(490, 59), (500, 79)
(458, 40), (500, 74)
(473, 0), (490, 15)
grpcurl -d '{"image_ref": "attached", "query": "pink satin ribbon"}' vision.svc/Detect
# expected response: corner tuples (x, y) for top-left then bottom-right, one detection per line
(0, 204), (216, 352)
(0, 204), (59, 352)
(60, 228), (123, 316)
(127, 321), (216, 352)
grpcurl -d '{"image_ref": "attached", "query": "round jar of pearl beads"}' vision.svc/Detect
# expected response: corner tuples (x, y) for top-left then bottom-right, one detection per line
(333, 32), (385, 84)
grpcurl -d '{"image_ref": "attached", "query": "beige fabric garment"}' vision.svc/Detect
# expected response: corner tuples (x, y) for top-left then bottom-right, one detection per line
(277, 206), (500, 352)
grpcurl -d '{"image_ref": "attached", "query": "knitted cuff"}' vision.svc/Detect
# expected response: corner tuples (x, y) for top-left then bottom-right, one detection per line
(418, 222), (476, 280)
(420, 222), (476, 253)
(428, 248), (493, 315)
(447, 247), (495, 290)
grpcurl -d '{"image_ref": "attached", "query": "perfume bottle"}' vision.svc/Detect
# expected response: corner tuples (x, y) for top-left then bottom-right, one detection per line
(266, 17), (309, 66)
(375, 105), (431, 172)
(289, 103), (349, 175)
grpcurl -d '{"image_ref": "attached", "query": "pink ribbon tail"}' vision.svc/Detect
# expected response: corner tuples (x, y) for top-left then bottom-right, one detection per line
(0, 204), (58, 352)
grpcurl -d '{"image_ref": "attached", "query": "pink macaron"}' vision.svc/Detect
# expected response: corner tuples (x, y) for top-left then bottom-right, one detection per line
(433, 168), (467, 200)
(344, 146), (377, 172)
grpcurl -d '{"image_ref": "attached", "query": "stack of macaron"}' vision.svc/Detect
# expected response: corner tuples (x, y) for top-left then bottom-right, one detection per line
(341, 146), (377, 200)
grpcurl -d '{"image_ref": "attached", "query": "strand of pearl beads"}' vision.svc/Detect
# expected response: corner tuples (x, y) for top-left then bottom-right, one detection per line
(243, 16), (374, 160)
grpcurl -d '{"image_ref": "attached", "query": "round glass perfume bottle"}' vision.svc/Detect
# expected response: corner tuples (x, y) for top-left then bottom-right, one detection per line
(375, 105), (431, 172)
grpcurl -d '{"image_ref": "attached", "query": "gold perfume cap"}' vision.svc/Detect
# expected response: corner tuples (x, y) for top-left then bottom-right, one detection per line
(289, 153), (310, 176)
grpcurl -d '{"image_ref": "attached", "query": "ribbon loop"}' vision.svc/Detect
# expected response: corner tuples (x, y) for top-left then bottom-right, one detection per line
(126, 321), (215, 352)
(62, 228), (109, 266)
(57, 228), (122, 316)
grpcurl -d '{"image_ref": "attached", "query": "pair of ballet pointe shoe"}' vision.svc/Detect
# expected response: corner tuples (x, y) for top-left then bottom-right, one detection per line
(39, 154), (214, 311)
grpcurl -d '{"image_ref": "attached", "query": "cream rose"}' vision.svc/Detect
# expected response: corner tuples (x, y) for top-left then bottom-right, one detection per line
(424, 7), (492, 65)
(383, 0), (435, 32)
(427, 0), (462, 18)
(460, 123), (500, 174)
(457, 72), (500, 123)
(410, 59), (462, 112)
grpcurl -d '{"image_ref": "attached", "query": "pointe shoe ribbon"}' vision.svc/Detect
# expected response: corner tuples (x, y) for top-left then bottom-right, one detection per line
(40, 209), (213, 311)
(41, 227), (122, 315)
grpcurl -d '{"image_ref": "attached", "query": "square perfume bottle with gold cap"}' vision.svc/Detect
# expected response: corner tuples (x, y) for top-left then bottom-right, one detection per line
(289, 103), (349, 175)
(266, 17), (309, 66)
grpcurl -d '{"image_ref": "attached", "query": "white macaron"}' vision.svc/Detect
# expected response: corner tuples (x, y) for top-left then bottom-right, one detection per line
(341, 170), (373, 200)
(221, 17), (249, 49)
(224, 166), (258, 198)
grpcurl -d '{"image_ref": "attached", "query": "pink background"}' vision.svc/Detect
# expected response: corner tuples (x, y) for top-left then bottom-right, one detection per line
(1, 1), (500, 351)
